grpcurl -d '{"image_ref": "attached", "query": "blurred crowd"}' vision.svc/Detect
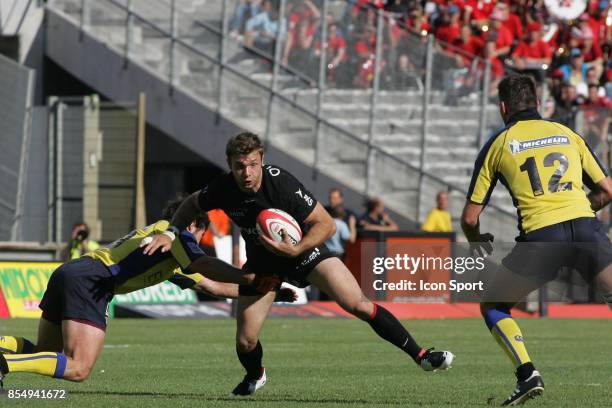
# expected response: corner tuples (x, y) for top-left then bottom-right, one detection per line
(228, 0), (610, 104)
(229, 0), (611, 161)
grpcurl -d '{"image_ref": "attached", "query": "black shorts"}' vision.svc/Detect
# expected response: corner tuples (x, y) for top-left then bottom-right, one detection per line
(244, 244), (337, 288)
(502, 217), (612, 283)
(39, 257), (114, 330)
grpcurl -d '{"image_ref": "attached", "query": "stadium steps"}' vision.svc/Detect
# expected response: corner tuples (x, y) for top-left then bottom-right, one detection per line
(46, 0), (517, 235)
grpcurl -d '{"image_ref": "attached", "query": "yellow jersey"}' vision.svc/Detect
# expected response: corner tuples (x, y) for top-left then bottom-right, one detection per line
(467, 109), (608, 234)
(87, 220), (204, 294)
(421, 208), (453, 232)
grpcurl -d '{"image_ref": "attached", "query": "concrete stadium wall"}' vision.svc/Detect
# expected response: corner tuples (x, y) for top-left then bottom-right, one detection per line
(45, 8), (415, 229)
(0, 52), (34, 241)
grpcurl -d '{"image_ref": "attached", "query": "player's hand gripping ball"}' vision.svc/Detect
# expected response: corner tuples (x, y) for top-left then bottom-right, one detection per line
(256, 209), (302, 245)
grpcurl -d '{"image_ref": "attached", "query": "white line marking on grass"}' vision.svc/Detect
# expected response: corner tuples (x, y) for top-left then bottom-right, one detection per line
(103, 344), (133, 349)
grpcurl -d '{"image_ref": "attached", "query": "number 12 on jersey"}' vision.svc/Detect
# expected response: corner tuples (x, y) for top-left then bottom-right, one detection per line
(519, 152), (572, 196)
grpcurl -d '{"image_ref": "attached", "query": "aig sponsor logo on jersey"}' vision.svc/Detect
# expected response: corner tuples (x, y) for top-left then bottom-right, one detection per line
(295, 188), (313, 207)
(509, 136), (569, 155)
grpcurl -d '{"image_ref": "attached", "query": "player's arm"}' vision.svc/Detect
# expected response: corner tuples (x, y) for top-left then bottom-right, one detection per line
(260, 202), (336, 258)
(192, 278), (298, 302)
(185, 256), (280, 292)
(170, 273), (297, 301)
(588, 177), (612, 212)
(461, 135), (501, 254)
(185, 255), (250, 284)
(171, 230), (280, 292)
(579, 135), (612, 212)
(461, 201), (494, 256)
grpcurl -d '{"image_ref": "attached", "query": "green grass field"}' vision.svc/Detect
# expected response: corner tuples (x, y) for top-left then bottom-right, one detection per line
(0, 318), (610, 407)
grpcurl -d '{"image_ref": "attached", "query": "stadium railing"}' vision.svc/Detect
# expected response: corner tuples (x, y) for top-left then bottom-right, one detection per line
(47, 0), (518, 240)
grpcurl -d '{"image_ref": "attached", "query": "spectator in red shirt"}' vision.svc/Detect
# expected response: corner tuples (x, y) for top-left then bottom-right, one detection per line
(577, 27), (604, 76)
(577, 12), (602, 49)
(463, 0), (495, 24)
(282, 18), (316, 80)
(287, 0), (319, 34)
(353, 24), (381, 88)
(483, 39), (504, 78)
(451, 24), (484, 67)
(404, 6), (431, 35)
(483, 8), (513, 57)
(435, 5), (462, 46)
(495, 2), (522, 40)
(512, 22), (552, 71)
(465, 38), (504, 97)
(314, 22), (347, 86)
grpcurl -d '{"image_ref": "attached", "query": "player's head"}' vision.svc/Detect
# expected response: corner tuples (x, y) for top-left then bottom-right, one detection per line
(497, 75), (538, 123)
(226, 132), (265, 193)
(436, 191), (448, 210)
(162, 194), (210, 241)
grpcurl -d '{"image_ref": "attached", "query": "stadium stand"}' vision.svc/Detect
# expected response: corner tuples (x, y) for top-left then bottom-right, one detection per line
(40, 0), (611, 242)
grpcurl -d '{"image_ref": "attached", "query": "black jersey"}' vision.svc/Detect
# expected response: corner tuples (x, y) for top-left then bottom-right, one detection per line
(197, 165), (318, 267)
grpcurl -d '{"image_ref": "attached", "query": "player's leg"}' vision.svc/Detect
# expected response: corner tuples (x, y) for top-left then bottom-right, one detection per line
(0, 320), (63, 361)
(307, 257), (453, 370)
(35, 318), (64, 352)
(231, 290), (275, 396)
(0, 319), (105, 383)
(1, 258), (112, 384)
(0, 321), (67, 381)
(60, 319), (105, 381)
(480, 266), (545, 406)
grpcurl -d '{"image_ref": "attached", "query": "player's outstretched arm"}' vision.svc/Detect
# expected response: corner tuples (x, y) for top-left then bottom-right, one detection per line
(185, 256), (281, 292)
(187, 256), (251, 285)
(191, 279), (297, 302)
(588, 177), (612, 212)
(259, 202), (335, 257)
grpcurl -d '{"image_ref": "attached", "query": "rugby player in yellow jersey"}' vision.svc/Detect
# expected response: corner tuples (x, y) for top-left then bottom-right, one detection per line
(0, 197), (284, 385)
(461, 75), (612, 406)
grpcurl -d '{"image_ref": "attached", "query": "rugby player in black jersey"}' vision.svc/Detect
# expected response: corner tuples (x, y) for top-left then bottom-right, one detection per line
(143, 132), (454, 396)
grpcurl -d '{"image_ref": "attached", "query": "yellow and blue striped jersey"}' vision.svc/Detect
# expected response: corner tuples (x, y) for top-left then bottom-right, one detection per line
(467, 109), (608, 234)
(86, 220), (205, 294)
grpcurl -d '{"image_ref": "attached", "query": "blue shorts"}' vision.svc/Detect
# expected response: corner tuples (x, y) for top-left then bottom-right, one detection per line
(502, 217), (612, 283)
(39, 257), (114, 330)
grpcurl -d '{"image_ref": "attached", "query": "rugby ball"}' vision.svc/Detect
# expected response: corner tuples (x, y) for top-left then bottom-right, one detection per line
(256, 209), (302, 245)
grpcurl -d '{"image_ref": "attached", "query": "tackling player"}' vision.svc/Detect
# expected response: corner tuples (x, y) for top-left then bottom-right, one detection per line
(0, 197), (284, 385)
(461, 74), (612, 405)
(143, 132), (455, 397)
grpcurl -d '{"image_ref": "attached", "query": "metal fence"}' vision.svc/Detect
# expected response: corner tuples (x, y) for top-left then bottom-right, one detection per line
(49, 0), (519, 240)
(47, 96), (143, 244)
(0, 52), (35, 241)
